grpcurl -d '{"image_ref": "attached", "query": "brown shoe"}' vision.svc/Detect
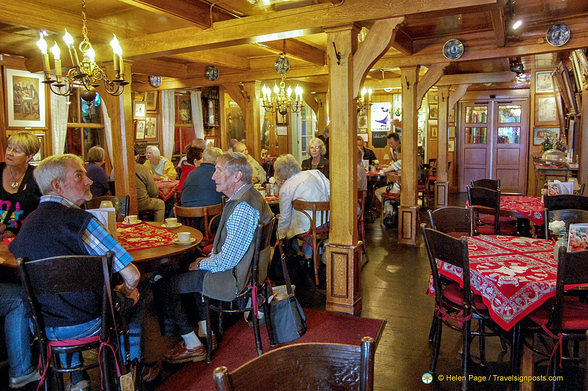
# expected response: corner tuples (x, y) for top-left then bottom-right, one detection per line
(141, 361), (161, 382)
(163, 341), (207, 364)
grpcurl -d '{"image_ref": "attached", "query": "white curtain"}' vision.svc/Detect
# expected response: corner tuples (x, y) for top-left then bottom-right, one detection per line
(100, 101), (114, 164)
(50, 91), (68, 155)
(161, 90), (175, 159)
(190, 90), (204, 139)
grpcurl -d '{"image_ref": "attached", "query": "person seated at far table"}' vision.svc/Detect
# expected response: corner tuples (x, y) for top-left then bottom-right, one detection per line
(178, 145), (204, 191)
(374, 148), (402, 217)
(301, 137), (329, 179)
(233, 142), (266, 184)
(144, 145), (177, 180)
(9, 154), (153, 391)
(154, 152), (273, 364)
(357, 148), (367, 192)
(176, 138), (205, 170)
(274, 154), (330, 261)
(135, 147), (165, 222)
(85, 146), (110, 197)
(181, 147), (224, 207)
(356, 136), (376, 165)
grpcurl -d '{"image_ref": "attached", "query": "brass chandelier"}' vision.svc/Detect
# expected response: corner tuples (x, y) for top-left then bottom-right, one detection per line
(36, 0), (128, 97)
(261, 54), (303, 116)
(357, 87), (373, 115)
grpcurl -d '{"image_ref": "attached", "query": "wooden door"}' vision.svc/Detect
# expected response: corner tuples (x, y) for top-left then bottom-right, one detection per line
(460, 101), (491, 190)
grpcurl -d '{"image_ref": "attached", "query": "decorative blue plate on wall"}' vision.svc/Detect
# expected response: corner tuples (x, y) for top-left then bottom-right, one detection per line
(546, 24), (570, 47)
(443, 39), (464, 60)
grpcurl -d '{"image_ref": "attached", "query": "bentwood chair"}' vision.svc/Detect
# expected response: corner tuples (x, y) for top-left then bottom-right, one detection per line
(422, 224), (504, 390)
(544, 195), (588, 211)
(471, 178), (501, 191)
(428, 206), (474, 238)
(525, 249), (588, 391)
(174, 204), (224, 253)
(212, 336), (375, 391)
(203, 218), (275, 363)
(84, 195), (130, 222)
(17, 253), (122, 391)
(292, 200), (331, 286)
(357, 190), (369, 267)
(467, 186), (517, 235)
(543, 209), (588, 240)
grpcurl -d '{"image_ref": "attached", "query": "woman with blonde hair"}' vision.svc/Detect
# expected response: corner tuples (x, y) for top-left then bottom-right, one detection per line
(0, 131), (41, 238)
(301, 137), (329, 178)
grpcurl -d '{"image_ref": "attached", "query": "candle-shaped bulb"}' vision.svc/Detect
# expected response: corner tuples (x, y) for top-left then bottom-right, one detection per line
(286, 86), (292, 97)
(37, 34), (48, 54)
(110, 34), (123, 76)
(361, 87), (367, 97)
(63, 30), (74, 48)
(37, 33), (51, 79)
(273, 84), (279, 95)
(86, 47), (96, 63)
(368, 88), (373, 96)
(50, 43), (60, 59)
(51, 42), (62, 82)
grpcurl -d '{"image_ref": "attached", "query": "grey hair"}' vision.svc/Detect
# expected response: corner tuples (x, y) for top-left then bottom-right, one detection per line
(145, 145), (161, 159)
(306, 137), (326, 156)
(273, 154), (301, 182)
(203, 147), (223, 164)
(86, 146), (105, 163)
(34, 154), (84, 195)
(217, 152), (252, 184)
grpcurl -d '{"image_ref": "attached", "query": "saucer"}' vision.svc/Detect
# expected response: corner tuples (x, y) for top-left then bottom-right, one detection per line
(162, 223), (182, 229)
(173, 237), (196, 245)
(122, 220), (142, 226)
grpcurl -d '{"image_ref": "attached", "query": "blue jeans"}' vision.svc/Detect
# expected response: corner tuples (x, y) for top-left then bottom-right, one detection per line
(44, 296), (144, 382)
(0, 283), (34, 378)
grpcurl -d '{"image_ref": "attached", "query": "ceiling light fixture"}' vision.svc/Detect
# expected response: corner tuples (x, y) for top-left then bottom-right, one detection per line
(512, 20), (523, 30)
(357, 87), (372, 115)
(36, 0), (127, 97)
(261, 54), (303, 115)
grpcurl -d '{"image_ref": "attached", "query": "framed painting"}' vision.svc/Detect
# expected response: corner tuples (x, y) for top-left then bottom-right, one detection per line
(533, 127), (560, 145)
(535, 71), (554, 93)
(535, 95), (558, 125)
(448, 139), (455, 152)
(134, 101), (146, 119)
(277, 111), (288, 125)
(429, 124), (438, 138)
(31, 134), (45, 163)
(428, 104), (438, 120)
(449, 126), (456, 138)
(205, 138), (215, 148)
(358, 114), (368, 132)
(135, 120), (146, 140)
(145, 91), (158, 111)
(145, 116), (157, 140)
(5, 69), (46, 128)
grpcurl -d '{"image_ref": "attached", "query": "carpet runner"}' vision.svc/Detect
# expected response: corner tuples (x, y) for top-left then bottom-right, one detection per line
(155, 309), (385, 391)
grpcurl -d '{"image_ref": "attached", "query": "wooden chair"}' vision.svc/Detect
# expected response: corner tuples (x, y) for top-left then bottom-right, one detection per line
(543, 208), (588, 240)
(84, 195), (130, 221)
(17, 253), (121, 391)
(212, 336), (375, 391)
(357, 190), (369, 267)
(526, 249), (588, 390)
(292, 200), (331, 286)
(471, 178), (501, 190)
(204, 218), (275, 363)
(174, 204), (224, 251)
(544, 195), (588, 211)
(467, 186), (517, 235)
(417, 167), (430, 209)
(422, 224), (504, 390)
(428, 206), (474, 238)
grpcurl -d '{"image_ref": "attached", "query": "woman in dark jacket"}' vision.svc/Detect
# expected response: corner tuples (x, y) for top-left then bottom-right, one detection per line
(301, 137), (329, 178)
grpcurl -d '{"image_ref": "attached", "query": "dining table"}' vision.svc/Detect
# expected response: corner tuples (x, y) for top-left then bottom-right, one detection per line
(154, 178), (180, 202)
(500, 195), (544, 236)
(0, 221), (203, 275)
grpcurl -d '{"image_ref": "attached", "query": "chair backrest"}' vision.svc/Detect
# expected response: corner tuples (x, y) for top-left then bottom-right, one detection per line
(428, 206), (474, 237)
(358, 190), (367, 219)
(421, 224), (472, 308)
(84, 195), (130, 219)
(17, 253), (115, 344)
(174, 204), (224, 241)
(544, 209), (588, 240)
(544, 195), (588, 211)
(471, 179), (501, 191)
(577, 183), (585, 196)
(551, 248), (588, 334)
(212, 336), (375, 391)
(250, 217), (275, 286)
(292, 200), (330, 237)
(467, 185), (500, 234)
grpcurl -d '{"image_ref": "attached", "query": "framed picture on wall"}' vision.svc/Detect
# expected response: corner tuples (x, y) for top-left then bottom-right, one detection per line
(134, 101), (146, 119)
(449, 126), (456, 138)
(535, 95), (558, 125)
(535, 71), (554, 93)
(533, 127), (560, 145)
(205, 138), (215, 148)
(32, 134), (45, 162)
(358, 114), (368, 132)
(145, 91), (158, 111)
(135, 120), (146, 140)
(277, 112), (288, 125)
(448, 139), (455, 152)
(5, 69), (46, 128)
(429, 124), (438, 138)
(428, 104), (438, 120)
(145, 116), (157, 140)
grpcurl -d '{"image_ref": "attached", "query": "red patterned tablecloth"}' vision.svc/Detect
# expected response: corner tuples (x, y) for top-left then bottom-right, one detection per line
(500, 195), (544, 226)
(431, 235), (560, 331)
(117, 222), (177, 251)
(154, 179), (179, 201)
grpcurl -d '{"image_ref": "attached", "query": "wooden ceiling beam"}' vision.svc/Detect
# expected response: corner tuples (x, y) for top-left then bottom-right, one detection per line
(130, 58), (188, 78)
(257, 39), (326, 66)
(119, 0), (234, 29)
(390, 24), (413, 55)
(437, 71), (515, 85)
(172, 50), (250, 71)
(489, 0), (506, 47)
(110, 0), (498, 59)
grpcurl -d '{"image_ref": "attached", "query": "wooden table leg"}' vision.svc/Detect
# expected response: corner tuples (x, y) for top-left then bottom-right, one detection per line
(520, 334), (534, 391)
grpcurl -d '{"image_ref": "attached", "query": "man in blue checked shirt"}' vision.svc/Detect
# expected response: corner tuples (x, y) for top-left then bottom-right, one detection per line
(10, 154), (147, 391)
(154, 152), (272, 364)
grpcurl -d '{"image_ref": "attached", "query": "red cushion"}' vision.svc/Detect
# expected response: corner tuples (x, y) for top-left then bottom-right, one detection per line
(476, 225), (497, 235)
(479, 215), (517, 224)
(442, 283), (487, 310)
(499, 224), (518, 235)
(476, 223), (518, 235)
(382, 192), (400, 199)
(429, 176), (437, 182)
(202, 243), (213, 255)
(528, 296), (588, 331)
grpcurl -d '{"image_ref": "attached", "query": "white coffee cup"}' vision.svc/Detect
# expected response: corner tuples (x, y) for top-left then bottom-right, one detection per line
(165, 217), (177, 226)
(100, 200), (114, 209)
(124, 215), (138, 224)
(177, 231), (191, 242)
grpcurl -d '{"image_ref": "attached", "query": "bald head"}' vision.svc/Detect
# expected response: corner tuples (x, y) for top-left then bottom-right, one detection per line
(233, 142), (248, 156)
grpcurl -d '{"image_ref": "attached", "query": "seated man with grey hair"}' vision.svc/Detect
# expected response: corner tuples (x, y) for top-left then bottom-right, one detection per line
(232, 142), (266, 184)
(274, 154), (330, 259)
(154, 152), (273, 364)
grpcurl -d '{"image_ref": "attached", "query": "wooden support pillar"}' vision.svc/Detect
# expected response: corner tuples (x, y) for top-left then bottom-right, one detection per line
(398, 66), (419, 246)
(101, 62), (138, 214)
(435, 86), (450, 207)
(325, 25), (361, 315)
(243, 82), (264, 159)
(315, 92), (328, 134)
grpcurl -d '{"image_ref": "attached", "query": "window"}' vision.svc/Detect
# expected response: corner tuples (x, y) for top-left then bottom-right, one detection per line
(65, 90), (105, 160)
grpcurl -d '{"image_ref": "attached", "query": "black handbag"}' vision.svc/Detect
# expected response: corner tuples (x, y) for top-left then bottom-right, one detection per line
(270, 241), (307, 344)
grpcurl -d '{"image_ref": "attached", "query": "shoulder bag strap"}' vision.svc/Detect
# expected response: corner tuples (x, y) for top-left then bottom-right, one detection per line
(277, 240), (295, 296)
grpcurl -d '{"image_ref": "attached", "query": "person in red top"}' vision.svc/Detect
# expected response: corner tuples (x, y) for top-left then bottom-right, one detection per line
(178, 145), (204, 191)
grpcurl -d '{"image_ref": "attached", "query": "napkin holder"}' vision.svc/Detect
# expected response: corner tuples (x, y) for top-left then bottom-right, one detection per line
(86, 208), (118, 239)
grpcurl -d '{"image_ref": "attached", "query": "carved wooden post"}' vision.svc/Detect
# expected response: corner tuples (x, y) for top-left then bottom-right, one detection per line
(325, 25), (361, 315)
(435, 85), (450, 207)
